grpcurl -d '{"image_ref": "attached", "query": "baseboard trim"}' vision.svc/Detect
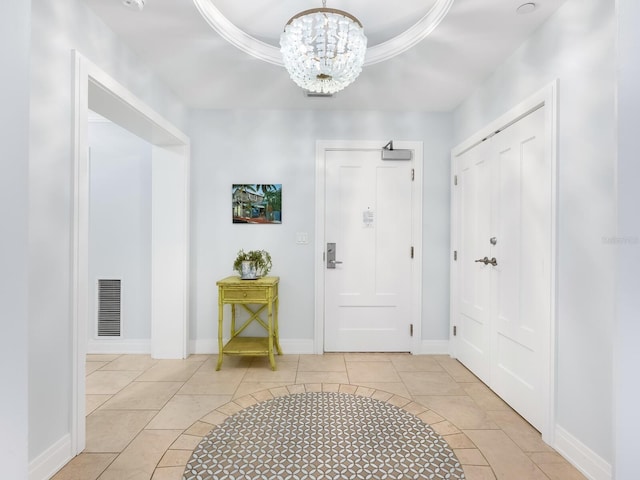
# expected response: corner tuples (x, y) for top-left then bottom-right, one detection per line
(189, 338), (315, 355)
(418, 340), (450, 355)
(279, 339), (315, 354)
(190, 339), (217, 354)
(87, 339), (151, 354)
(554, 425), (612, 480)
(28, 434), (71, 480)
(191, 338), (447, 356)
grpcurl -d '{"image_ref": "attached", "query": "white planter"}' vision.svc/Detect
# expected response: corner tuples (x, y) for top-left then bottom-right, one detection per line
(240, 261), (258, 280)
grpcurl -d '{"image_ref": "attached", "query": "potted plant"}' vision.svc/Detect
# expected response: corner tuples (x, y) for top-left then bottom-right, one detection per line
(233, 249), (272, 279)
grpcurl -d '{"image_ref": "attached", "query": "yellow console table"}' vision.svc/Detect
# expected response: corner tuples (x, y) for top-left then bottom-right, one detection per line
(216, 276), (281, 370)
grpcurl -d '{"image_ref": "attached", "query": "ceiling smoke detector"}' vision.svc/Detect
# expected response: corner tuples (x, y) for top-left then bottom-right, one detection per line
(516, 3), (537, 15)
(122, 0), (145, 11)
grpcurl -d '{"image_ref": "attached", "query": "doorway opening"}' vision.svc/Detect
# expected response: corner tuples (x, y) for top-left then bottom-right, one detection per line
(87, 111), (152, 352)
(71, 51), (190, 455)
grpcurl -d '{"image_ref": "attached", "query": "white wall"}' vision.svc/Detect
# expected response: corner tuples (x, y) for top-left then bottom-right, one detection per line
(614, 0), (640, 477)
(453, 0), (615, 467)
(1, 2), (30, 478)
(88, 119), (152, 342)
(151, 145), (190, 359)
(189, 109), (452, 352)
(28, 0), (187, 465)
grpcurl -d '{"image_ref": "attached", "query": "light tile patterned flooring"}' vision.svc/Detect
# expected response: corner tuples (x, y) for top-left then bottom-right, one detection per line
(53, 353), (586, 480)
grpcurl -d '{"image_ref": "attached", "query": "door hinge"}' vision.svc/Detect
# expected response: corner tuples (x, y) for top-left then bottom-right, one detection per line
(410, 324), (414, 337)
(410, 246), (414, 259)
(411, 168), (415, 181)
(454, 175), (458, 186)
(453, 326), (457, 336)
(453, 250), (457, 261)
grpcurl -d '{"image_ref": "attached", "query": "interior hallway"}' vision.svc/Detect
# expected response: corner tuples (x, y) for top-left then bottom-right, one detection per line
(53, 353), (587, 480)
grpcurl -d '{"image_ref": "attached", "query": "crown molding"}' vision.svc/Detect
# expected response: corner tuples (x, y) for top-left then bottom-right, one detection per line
(192, 0), (454, 67)
(365, 0), (453, 65)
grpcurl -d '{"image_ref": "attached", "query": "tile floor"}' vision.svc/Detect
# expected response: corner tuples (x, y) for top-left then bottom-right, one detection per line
(53, 353), (586, 480)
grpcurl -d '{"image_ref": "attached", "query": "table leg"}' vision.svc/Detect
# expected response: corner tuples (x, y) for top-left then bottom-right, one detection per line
(216, 295), (224, 371)
(267, 299), (276, 370)
(231, 304), (236, 336)
(274, 295), (282, 355)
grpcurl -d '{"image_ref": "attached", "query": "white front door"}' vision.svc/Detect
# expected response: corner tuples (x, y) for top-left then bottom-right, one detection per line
(324, 148), (414, 352)
(453, 106), (550, 431)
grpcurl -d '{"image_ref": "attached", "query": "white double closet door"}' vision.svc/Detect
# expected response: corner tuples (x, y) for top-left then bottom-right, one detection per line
(453, 106), (551, 432)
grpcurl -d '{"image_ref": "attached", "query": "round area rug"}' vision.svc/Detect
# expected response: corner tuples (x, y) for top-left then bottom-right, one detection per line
(183, 391), (465, 480)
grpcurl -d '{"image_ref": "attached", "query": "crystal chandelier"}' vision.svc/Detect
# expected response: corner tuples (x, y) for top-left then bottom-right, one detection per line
(280, 0), (367, 94)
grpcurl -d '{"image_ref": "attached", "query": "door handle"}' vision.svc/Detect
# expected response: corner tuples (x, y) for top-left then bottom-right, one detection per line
(327, 242), (343, 269)
(474, 257), (498, 266)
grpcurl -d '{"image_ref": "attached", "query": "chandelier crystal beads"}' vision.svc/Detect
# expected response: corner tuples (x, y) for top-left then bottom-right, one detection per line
(280, 1), (367, 94)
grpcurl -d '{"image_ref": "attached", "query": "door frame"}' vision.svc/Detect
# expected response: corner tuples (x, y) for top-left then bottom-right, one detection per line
(314, 140), (424, 355)
(71, 51), (190, 455)
(450, 81), (558, 444)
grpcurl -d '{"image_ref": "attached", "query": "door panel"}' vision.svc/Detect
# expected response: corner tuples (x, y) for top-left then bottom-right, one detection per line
(456, 140), (492, 383)
(325, 149), (412, 352)
(491, 107), (549, 429)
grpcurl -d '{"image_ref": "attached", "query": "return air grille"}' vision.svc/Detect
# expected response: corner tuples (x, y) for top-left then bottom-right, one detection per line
(98, 279), (121, 337)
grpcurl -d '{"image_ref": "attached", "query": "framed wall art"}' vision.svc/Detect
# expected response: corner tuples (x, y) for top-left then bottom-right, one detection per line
(232, 184), (282, 224)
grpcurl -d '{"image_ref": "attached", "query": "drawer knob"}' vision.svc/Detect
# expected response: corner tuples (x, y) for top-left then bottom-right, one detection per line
(243, 292), (247, 297)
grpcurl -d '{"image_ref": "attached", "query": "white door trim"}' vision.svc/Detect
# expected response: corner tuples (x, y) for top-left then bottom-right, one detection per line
(314, 140), (423, 355)
(71, 51), (190, 455)
(450, 80), (558, 444)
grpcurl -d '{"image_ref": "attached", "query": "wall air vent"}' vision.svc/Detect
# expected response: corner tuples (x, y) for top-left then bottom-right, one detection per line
(304, 90), (334, 98)
(97, 279), (121, 337)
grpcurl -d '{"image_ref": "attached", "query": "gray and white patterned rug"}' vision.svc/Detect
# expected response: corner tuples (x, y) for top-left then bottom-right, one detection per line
(183, 391), (465, 480)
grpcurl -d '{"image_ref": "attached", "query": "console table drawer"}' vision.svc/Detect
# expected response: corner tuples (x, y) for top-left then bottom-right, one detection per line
(221, 288), (268, 302)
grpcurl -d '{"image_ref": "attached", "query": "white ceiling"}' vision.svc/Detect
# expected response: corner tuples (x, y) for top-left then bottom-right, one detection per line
(83, 0), (567, 111)
(210, 0), (441, 47)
